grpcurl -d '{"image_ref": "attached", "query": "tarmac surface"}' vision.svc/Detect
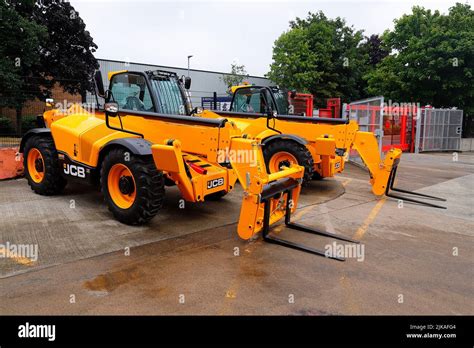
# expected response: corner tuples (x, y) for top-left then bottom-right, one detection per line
(0, 152), (473, 315)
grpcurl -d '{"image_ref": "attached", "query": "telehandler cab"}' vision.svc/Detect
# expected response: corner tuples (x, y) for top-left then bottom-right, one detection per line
(199, 84), (446, 209)
(20, 70), (360, 260)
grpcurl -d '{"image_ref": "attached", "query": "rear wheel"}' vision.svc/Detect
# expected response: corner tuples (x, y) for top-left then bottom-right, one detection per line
(100, 148), (165, 225)
(23, 136), (66, 195)
(263, 140), (314, 186)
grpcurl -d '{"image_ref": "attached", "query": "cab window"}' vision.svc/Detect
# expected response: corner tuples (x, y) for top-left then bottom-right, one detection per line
(109, 73), (154, 112)
(232, 87), (275, 114)
(272, 89), (290, 115)
(150, 77), (187, 115)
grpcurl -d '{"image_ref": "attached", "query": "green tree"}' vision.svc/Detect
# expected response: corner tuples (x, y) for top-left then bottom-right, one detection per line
(361, 34), (388, 67)
(366, 3), (474, 114)
(0, 0), (98, 132)
(0, 1), (47, 131)
(267, 11), (369, 107)
(221, 63), (248, 92)
(30, 0), (99, 97)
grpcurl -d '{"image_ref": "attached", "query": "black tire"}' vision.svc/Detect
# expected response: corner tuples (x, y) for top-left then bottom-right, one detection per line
(100, 148), (165, 225)
(312, 171), (323, 180)
(164, 177), (176, 186)
(23, 135), (66, 195)
(263, 140), (314, 186)
(205, 190), (228, 201)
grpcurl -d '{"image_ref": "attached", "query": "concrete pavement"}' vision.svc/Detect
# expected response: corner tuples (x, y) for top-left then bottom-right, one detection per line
(1, 152), (473, 315)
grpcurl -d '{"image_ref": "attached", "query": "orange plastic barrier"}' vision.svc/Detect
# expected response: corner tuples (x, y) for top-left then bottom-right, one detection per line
(0, 147), (24, 180)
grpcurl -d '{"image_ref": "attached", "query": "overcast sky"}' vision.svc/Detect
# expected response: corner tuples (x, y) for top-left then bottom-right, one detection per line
(71, 0), (460, 76)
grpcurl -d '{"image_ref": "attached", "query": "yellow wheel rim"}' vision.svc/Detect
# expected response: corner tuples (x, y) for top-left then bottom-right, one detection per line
(268, 152), (298, 173)
(107, 163), (136, 209)
(27, 148), (45, 183)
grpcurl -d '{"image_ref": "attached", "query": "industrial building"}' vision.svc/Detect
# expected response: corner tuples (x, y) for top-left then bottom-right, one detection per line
(90, 58), (271, 108)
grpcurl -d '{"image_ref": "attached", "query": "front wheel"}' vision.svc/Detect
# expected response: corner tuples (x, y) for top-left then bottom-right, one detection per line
(263, 140), (314, 186)
(100, 148), (165, 225)
(23, 135), (66, 195)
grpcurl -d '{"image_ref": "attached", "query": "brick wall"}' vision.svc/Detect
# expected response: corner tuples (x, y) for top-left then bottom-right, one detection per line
(0, 83), (82, 131)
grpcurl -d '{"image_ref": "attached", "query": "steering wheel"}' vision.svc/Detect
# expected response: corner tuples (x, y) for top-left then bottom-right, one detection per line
(124, 96), (145, 111)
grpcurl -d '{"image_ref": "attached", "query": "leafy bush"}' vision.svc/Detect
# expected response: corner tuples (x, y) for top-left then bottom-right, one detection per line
(21, 115), (38, 134)
(0, 116), (15, 135)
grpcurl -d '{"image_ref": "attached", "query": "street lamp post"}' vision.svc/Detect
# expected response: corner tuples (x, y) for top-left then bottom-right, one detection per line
(187, 55), (193, 77)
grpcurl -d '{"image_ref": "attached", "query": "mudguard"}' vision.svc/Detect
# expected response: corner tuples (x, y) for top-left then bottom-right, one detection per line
(101, 138), (153, 156)
(262, 134), (308, 146)
(19, 128), (52, 153)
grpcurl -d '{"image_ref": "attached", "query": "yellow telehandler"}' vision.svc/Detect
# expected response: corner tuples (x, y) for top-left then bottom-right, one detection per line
(20, 70), (360, 260)
(198, 84), (446, 209)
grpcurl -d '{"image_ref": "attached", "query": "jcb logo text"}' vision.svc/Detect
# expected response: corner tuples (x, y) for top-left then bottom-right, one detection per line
(64, 164), (86, 178)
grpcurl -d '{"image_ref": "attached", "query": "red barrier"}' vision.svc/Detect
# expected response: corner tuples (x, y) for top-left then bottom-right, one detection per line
(0, 148), (24, 180)
(319, 98), (341, 118)
(289, 92), (313, 116)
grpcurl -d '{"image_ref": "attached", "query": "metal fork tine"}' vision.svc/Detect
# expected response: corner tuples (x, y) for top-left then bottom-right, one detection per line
(286, 222), (360, 244)
(261, 190), (358, 261)
(263, 233), (346, 261)
(390, 187), (446, 201)
(386, 191), (447, 209)
(385, 165), (446, 209)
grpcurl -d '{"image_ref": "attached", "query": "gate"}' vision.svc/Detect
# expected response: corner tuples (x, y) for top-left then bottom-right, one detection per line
(382, 104), (417, 152)
(415, 108), (463, 152)
(346, 97), (384, 162)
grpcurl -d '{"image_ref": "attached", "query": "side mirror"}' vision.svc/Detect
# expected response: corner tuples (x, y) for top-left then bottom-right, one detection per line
(94, 70), (105, 98)
(45, 98), (54, 107)
(184, 76), (191, 90)
(104, 102), (119, 117)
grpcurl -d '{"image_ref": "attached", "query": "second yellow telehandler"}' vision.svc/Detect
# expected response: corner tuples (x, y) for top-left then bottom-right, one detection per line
(198, 84), (446, 209)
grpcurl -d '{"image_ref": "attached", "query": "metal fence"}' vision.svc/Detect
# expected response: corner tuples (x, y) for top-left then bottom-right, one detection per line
(381, 105), (417, 152)
(201, 94), (232, 111)
(346, 96), (384, 163)
(462, 113), (474, 138)
(415, 108), (463, 152)
(0, 105), (46, 148)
